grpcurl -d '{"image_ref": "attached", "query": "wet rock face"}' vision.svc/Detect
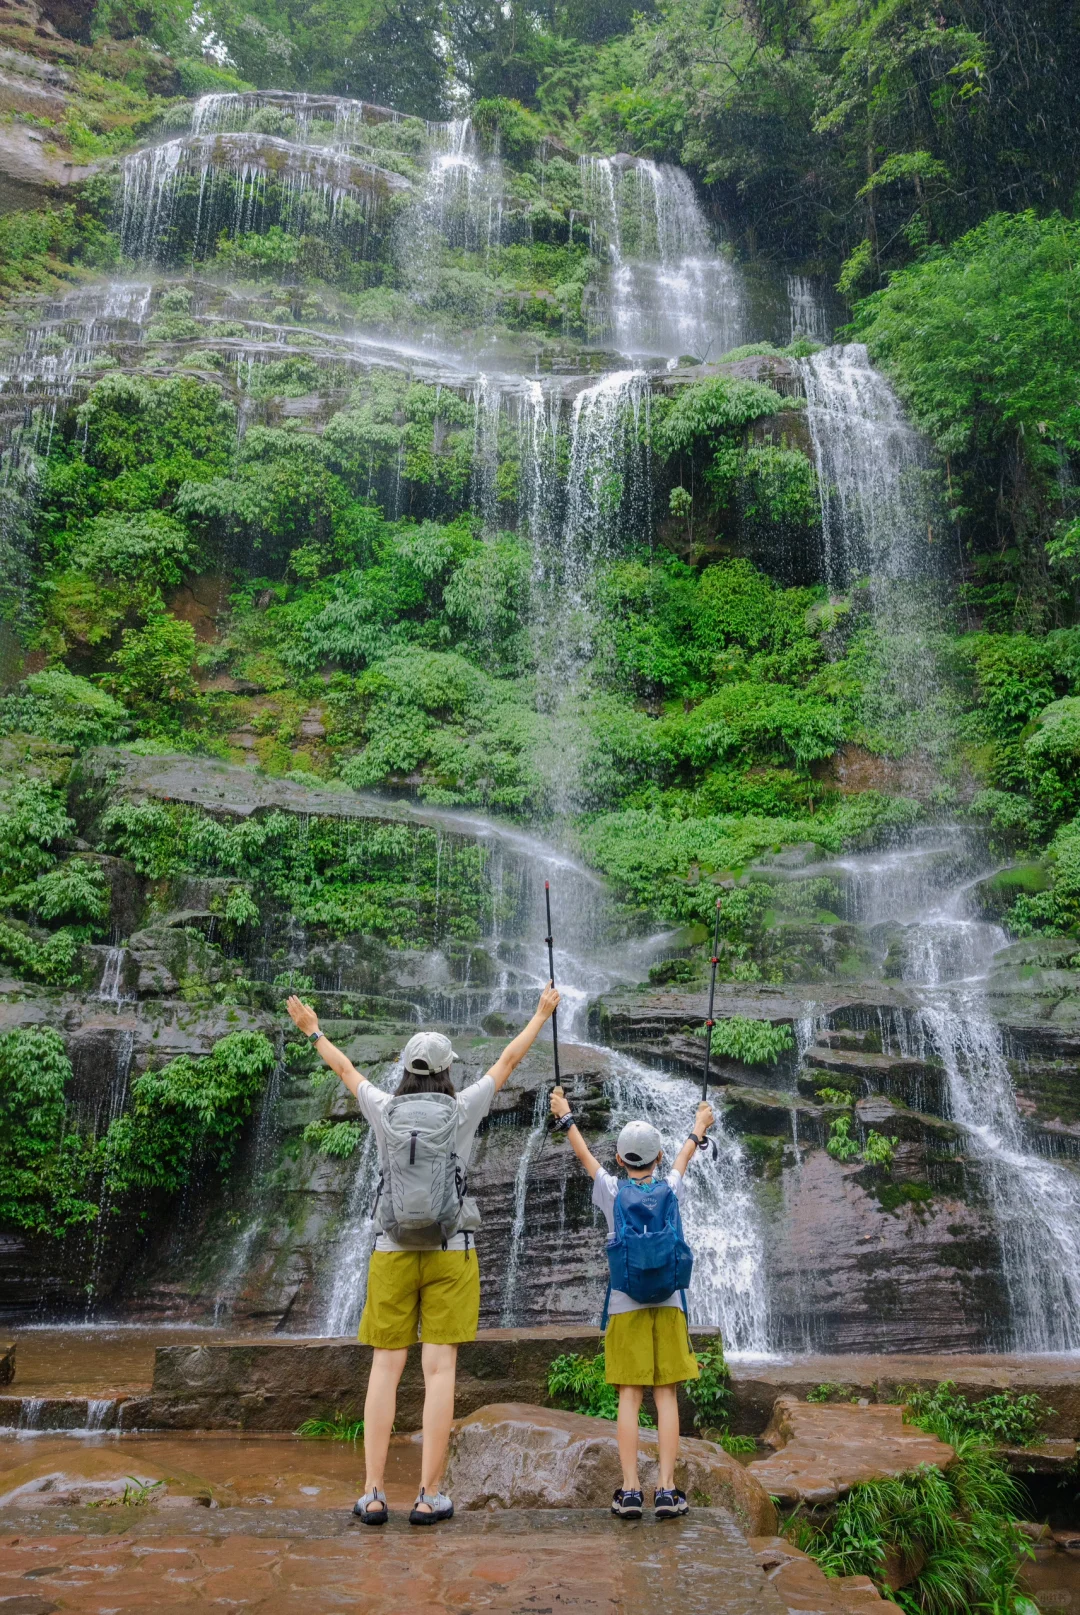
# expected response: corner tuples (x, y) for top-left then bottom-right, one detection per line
(443, 1402), (778, 1536)
(747, 1397), (952, 1507)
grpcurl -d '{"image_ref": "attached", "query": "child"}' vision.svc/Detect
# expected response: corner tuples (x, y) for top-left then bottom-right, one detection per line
(549, 1088), (715, 1521)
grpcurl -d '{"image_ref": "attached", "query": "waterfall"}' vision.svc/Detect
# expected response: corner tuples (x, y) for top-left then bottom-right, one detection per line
(829, 838), (1080, 1351)
(786, 275), (832, 344)
(96, 947), (128, 1005)
(608, 1053), (770, 1353)
(579, 156), (746, 362)
(800, 343), (938, 588)
(318, 1061), (400, 1336)
(920, 1007), (1080, 1351)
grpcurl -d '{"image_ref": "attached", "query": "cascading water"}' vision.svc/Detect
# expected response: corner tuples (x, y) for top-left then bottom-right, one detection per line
(800, 342), (939, 588)
(579, 155), (747, 362)
(821, 838), (1080, 1352)
(315, 809), (770, 1351)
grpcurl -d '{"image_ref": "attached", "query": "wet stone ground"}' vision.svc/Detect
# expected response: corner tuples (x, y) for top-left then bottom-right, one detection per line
(0, 1508), (785, 1614)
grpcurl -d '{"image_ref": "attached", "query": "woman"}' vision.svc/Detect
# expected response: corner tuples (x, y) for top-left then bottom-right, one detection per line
(286, 985), (560, 1525)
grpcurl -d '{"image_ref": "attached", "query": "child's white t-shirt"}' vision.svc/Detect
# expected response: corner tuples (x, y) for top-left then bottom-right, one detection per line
(592, 1167), (686, 1316)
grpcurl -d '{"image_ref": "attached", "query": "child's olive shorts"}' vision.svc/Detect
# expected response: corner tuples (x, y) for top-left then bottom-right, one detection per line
(359, 1249), (480, 1350)
(604, 1305), (700, 1386)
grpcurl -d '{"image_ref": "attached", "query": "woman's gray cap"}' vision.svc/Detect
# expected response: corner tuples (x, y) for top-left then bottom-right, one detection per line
(617, 1119), (663, 1167)
(401, 1030), (460, 1075)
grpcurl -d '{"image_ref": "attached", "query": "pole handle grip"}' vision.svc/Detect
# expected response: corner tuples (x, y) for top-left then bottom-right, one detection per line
(552, 1086), (564, 1098)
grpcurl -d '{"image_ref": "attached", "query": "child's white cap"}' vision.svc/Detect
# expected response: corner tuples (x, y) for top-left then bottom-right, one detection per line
(617, 1120), (662, 1167)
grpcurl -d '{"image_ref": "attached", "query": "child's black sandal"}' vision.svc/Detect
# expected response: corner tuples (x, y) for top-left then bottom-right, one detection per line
(654, 1487), (688, 1519)
(611, 1487), (644, 1519)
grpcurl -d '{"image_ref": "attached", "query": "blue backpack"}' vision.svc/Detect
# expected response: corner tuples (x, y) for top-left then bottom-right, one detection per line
(602, 1177), (693, 1327)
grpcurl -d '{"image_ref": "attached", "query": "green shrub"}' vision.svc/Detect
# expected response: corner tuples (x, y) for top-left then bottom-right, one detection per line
(695, 1016), (794, 1065)
(0, 671), (129, 750)
(902, 1382), (1050, 1448)
(861, 1131), (898, 1171)
(102, 1031), (276, 1200)
(0, 1026), (97, 1237)
(826, 1115), (861, 1163)
(547, 1350), (653, 1426)
(684, 1337), (735, 1433)
(302, 1120), (365, 1158)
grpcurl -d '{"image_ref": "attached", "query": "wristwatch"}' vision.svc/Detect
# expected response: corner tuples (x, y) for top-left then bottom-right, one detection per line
(307, 1028), (323, 1044)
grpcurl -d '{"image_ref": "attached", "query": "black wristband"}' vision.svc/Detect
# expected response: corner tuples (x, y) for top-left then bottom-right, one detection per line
(554, 1112), (576, 1132)
(307, 1029), (323, 1044)
(688, 1132), (706, 1150)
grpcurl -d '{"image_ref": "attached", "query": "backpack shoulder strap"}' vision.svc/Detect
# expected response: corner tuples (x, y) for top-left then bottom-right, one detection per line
(600, 1282), (612, 1331)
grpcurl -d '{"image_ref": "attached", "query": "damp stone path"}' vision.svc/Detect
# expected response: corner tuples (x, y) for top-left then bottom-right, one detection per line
(0, 1509), (790, 1615)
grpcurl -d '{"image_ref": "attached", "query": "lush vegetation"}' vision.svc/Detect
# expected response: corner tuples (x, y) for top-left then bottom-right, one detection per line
(0, 1021), (275, 1248)
(791, 1386), (1040, 1613)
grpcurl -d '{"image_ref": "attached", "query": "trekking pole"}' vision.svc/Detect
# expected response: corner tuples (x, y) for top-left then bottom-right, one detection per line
(541, 880), (562, 1149)
(701, 896), (723, 1104)
(545, 879), (562, 1090)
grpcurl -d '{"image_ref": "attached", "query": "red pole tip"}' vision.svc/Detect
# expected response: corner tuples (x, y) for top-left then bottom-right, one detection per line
(545, 880), (550, 890)
(716, 897), (722, 908)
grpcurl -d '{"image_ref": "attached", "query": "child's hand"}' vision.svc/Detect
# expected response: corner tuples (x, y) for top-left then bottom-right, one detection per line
(695, 1101), (715, 1135)
(287, 995), (318, 1035)
(550, 1087), (571, 1119)
(538, 985), (560, 1019)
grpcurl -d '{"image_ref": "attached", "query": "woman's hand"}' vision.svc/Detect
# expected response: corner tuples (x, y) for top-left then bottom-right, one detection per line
(695, 1101), (715, 1136)
(538, 985), (560, 1019)
(286, 995), (318, 1036)
(550, 1087), (571, 1119)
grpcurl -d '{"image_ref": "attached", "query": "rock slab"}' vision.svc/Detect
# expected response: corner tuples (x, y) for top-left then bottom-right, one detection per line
(748, 1397), (953, 1506)
(443, 1402), (778, 1536)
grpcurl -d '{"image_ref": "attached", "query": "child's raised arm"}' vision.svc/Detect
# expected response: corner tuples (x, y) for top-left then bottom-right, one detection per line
(672, 1102), (715, 1176)
(550, 1087), (602, 1179)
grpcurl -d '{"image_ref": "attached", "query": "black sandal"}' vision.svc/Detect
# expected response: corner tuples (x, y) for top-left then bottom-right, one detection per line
(354, 1487), (388, 1525)
(611, 1488), (644, 1519)
(654, 1487), (688, 1519)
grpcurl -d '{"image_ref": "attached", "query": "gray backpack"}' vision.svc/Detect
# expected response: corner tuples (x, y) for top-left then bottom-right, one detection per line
(373, 1092), (480, 1247)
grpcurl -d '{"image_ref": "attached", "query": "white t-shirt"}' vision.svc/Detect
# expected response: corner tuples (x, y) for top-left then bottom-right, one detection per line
(357, 1074), (496, 1252)
(592, 1167), (687, 1316)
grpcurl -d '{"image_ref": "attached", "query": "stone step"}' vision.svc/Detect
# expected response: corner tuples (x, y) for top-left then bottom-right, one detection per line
(0, 1393), (134, 1432)
(804, 1047), (930, 1082)
(819, 1029), (882, 1053)
(800, 1047), (944, 1112)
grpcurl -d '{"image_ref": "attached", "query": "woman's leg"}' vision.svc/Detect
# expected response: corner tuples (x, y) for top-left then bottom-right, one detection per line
(362, 1347), (408, 1502)
(653, 1383), (680, 1490)
(617, 1384), (644, 1491)
(414, 1341), (458, 1508)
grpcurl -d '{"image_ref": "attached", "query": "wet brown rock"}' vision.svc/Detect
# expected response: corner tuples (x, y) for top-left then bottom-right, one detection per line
(768, 1557), (889, 1613)
(444, 1402), (778, 1536)
(0, 1344), (13, 1385)
(747, 1398), (953, 1506)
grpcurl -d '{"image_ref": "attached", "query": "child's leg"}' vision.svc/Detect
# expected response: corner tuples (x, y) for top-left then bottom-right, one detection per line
(363, 1347), (409, 1497)
(617, 1384), (644, 1490)
(653, 1383), (680, 1490)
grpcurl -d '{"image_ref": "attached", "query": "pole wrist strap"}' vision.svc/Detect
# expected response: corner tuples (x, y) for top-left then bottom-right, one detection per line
(554, 1112), (576, 1132)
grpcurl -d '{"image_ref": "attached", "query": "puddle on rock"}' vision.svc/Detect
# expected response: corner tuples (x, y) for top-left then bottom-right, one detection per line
(0, 1433), (420, 1511)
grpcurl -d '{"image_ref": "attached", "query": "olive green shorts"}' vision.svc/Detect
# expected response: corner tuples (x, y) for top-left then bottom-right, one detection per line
(604, 1306), (700, 1387)
(358, 1249), (480, 1350)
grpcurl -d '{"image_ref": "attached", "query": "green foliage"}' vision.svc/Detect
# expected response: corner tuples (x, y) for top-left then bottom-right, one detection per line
(547, 1350), (654, 1425)
(296, 1411), (365, 1441)
(826, 1114), (861, 1162)
(99, 797), (496, 948)
(652, 377), (786, 457)
(0, 206), (117, 307)
(101, 1031), (276, 1200)
(684, 1337), (734, 1432)
(0, 1027), (97, 1237)
(793, 1446), (1029, 1614)
(302, 1119), (366, 1158)
(695, 1016), (794, 1066)
(105, 607), (202, 732)
(815, 1087), (854, 1108)
(807, 1382), (852, 1404)
(903, 1382), (1050, 1448)
(853, 213), (1080, 624)
(861, 1131), (898, 1171)
(0, 671), (130, 751)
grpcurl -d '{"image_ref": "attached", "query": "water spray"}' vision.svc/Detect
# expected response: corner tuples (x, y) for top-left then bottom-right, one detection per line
(701, 896), (722, 1104)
